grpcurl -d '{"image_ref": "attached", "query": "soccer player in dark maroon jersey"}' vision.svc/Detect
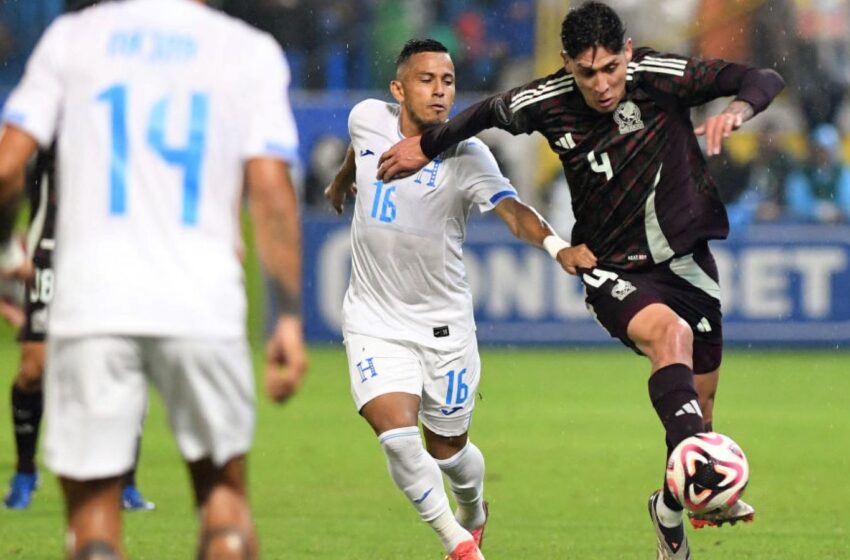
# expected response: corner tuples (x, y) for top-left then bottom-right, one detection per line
(377, 2), (784, 558)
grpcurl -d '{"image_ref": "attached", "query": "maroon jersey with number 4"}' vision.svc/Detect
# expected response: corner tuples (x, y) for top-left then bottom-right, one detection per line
(498, 48), (735, 269)
(421, 47), (783, 271)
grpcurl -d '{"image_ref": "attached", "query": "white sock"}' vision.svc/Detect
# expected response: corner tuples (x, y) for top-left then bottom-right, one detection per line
(655, 495), (684, 528)
(379, 428), (472, 552)
(435, 441), (486, 530)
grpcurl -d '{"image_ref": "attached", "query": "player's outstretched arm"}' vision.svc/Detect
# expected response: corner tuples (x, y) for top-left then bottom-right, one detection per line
(492, 197), (597, 275)
(323, 144), (357, 215)
(695, 66), (784, 156)
(378, 95), (505, 182)
(246, 157), (308, 404)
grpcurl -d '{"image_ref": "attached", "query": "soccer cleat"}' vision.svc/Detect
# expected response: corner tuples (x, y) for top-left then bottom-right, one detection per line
(469, 501), (489, 550)
(3, 471), (38, 510)
(121, 485), (156, 511)
(445, 540), (485, 560)
(689, 498), (755, 529)
(649, 490), (691, 560)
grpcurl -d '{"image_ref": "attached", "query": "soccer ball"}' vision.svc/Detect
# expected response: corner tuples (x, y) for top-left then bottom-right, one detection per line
(666, 432), (749, 513)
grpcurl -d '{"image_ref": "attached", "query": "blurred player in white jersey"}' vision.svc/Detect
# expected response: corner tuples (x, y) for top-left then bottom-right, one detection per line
(0, 1), (307, 558)
(325, 39), (596, 560)
(3, 143), (154, 512)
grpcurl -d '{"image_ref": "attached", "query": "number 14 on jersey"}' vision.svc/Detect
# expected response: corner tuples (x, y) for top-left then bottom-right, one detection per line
(97, 84), (208, 225)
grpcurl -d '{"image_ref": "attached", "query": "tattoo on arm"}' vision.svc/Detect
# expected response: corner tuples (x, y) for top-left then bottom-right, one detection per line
(723, 100), (755, 123)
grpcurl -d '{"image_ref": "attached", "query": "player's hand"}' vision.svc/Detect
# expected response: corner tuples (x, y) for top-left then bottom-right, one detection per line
(0, 238), (32, 281)
(324, 180), (357, 215)
(695, 112), (743, 156)
(0, 298), (23, 329)
(556, 244), (597, 275)
(264, 315), (308, 404)
(377, 135), (429, 182)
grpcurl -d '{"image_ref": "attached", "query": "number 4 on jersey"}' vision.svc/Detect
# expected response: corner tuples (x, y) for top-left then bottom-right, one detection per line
(587, 150), (613, 181)
(97, 84), (208, 225)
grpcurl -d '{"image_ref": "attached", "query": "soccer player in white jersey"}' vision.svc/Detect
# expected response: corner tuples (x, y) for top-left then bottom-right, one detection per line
(0, 1), (307, 558)
(325, 39), (597, 560)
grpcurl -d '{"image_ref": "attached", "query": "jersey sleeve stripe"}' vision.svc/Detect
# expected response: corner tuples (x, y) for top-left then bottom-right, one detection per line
(642, 55), (688, 67)
(489, 190), (517, 205)
(262, 142), (299, 162)
(630, 65), (685, 77)
(509, 75), (574, 108)
(2, 112), (27, 127)
(510, 85), (574, 113)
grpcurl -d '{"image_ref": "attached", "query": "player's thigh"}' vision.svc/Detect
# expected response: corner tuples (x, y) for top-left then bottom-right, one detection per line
(583, 266), (665, 354)
(344, 332), (423, 413)
(419, 337), (481, 438)
(663, 248), (724, 373)
(146, 338), (255, 468)
(44, 336), (148, 480)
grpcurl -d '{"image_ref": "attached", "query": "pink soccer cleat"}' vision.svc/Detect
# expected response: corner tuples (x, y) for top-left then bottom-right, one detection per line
(446, 540), (485, 560)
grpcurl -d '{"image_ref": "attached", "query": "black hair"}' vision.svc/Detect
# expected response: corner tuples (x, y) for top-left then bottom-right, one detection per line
(395, 38), (449, 70)
(560, 1), (626, 59)
(66, 0), (102, 11)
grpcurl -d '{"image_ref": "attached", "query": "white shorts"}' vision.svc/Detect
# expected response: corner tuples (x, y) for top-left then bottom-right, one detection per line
(344, 332), (481, 437)
(44, 336), (255, 480)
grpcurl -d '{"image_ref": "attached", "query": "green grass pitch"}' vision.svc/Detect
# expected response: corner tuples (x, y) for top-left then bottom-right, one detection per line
(0, 342), (848, 559)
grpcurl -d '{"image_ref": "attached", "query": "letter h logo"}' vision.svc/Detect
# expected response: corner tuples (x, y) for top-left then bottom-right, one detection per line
(357, 358), (378, 383)
(414, 158), (442, 188)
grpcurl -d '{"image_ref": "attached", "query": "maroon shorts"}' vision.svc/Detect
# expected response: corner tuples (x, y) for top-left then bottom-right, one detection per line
(582, 244), (723, 373)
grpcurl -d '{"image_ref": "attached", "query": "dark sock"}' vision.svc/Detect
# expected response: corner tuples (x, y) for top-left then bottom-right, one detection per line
(663, 481), (682, 511)
(123, 435), (143, 487)
(704, 420), (713, 432)
(650, 364), (704, 512)
(11, 386), (43, 474)
(648, 363), (704, 452)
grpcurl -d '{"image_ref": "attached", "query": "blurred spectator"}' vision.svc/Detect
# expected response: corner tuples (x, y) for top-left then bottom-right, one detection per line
(304, 135), (348, 208)
(711, 124), (796, 226)
(792, 0), (850, 132)
(0, 0), (63, 87)
(222, 0), (323, 89)
(785, 124), (850, 223)
(694, 0), (754, 63)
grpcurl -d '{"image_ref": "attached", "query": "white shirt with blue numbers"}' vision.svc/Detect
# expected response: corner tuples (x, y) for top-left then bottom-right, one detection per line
(343, 98), (517, 350)
(2, 0), (299, 338)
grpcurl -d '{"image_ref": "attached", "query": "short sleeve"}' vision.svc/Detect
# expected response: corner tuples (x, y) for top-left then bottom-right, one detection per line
(453, 138), (516, 213)
(2, 17), (69, 147)
(242, 35), (299, 163)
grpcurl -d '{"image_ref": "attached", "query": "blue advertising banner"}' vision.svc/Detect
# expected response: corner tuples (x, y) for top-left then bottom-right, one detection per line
(304, 217), (850, 347)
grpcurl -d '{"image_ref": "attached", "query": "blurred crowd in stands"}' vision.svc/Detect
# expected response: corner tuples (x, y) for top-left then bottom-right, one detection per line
(1, 0), (849, 226)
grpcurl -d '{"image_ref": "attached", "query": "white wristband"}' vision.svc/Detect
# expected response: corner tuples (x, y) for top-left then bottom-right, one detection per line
(542, 235), (570, 259)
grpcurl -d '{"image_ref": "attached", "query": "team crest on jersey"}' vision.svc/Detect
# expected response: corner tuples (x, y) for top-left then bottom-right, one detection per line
(613, 101), (644, 134)
(611, 279), (636, 301)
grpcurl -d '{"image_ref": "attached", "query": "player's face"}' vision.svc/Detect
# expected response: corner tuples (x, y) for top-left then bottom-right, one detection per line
(391, 52), (456, 136)
(563, 39), (633, 113)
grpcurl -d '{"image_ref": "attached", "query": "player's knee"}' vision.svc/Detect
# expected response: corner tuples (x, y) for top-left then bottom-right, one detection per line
(16, 345), (45, 392)
(15, 362), (44, 392)
(655, 318), (693, 357)
(197, 528), (253, 560)
(72, 541), (120, 560)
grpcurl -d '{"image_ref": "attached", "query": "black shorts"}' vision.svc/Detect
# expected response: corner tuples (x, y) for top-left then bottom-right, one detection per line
(582, 244), (723, 373)
(19, 240), (54, 343)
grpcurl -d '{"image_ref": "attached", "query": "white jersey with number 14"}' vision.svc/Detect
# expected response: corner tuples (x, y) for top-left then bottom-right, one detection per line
(2, 0), (299, 338)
